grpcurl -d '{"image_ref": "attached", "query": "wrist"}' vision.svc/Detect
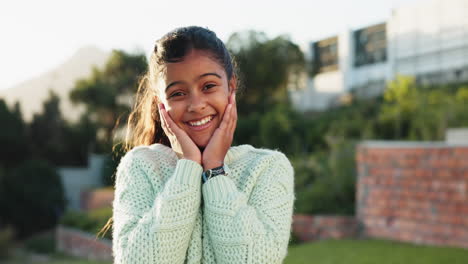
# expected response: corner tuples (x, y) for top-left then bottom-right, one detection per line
(203, 161), (223, 171)
(184, 156), (202, 165)
(202, 163), (229, 184)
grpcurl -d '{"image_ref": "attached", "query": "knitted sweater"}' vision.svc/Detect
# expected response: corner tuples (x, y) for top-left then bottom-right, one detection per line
(112, 143), (295, 264)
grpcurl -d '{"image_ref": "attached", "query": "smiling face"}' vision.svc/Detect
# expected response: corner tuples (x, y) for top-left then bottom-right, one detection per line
(157, 49), (235, 148)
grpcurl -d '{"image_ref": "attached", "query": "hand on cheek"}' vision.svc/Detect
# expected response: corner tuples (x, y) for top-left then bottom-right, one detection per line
(202, 92), (237, 171)
(158, 103), (202, 164)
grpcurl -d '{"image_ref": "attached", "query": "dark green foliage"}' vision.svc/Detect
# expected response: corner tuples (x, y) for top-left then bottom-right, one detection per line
(60, 207), (113, 240)
(258, 104), (305, 155)
(233, 111), (261, 146)
(101, 142), (126, 186)
(290, 76), (468, 214)
(292, 141), (356, 215)
(227, 31), (358, 215)
(70, 50), (148, 153)
(378, 76), (468, 140)
(0, 99), (29, 170)
(0, 225), (15, 259)
(63, 114), (100, 166)
(227, 31), (305, 115)
(29, 90), (71, 165)
(27, 90), (98, 167)
(1, 159), (65, 239)
(23, 230), (56, 254)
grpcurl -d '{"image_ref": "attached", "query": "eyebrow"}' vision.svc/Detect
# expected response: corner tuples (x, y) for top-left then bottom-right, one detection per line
(165, 72), (222, 92)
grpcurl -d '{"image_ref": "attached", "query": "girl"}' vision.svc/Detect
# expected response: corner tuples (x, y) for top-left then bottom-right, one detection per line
(111, 26), (295, 264)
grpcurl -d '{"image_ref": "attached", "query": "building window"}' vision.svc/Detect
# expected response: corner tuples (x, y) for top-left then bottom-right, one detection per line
(311, 36), (339, 75)
(354, 23), (387, 67)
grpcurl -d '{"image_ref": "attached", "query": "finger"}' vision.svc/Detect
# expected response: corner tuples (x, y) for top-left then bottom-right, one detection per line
(161, 107), (179, 134)
(229, 108), (237, 134)
(158, 104), (169, 129)
(159, 104), (176, 136)
(227, 94), (237, 132)
(219, 104), (232, 131)
(159, 104), (174, 135)
(225, 102), (233, 131)
(230, 93), (237, 121)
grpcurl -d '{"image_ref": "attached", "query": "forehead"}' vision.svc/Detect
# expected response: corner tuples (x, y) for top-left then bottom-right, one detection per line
(162, 49), (226, 83)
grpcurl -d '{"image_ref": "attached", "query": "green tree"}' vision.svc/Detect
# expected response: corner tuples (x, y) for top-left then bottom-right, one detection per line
(70, 50), (147, 153)
(291, 138), (356, 215)
(1, 159), (65, 239)
(0, 99), (29, 170)
(64, 114), (100, 166)
(227, 31), (305, 116)
(258, 103), (304, 155)
(28, 90), (70, 165)
(378, 75), (465, 141)
(452, 86), (468, 124)
(226, 31), (306, 151)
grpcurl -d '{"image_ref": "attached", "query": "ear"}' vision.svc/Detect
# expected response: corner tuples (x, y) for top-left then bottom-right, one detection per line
(228, 76), (237, 95)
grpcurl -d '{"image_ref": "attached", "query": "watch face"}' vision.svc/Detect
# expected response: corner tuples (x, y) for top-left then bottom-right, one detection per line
(203, 165), (227, 183)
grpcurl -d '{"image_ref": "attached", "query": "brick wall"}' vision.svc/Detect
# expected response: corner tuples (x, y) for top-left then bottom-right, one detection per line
(356, 141), (468, 248)
(292, 214), (359, 242)
(56, 225), (112, 261)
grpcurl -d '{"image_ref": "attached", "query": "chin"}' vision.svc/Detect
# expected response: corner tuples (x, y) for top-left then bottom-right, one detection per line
(194, 139), (209, 148)
(189, 135), (210, 149)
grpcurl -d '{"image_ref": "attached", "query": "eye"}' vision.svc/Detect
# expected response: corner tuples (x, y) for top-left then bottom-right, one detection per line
(168, 91), (185, 98)
(203, 83), (216, 90)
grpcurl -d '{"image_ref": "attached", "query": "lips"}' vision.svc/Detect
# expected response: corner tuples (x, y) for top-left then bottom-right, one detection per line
(184, 115), (216, 131)
(185, 115), (215, 127)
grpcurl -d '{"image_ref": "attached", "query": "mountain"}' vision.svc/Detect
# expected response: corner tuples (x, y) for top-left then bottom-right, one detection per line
(0, 46), (110, 123)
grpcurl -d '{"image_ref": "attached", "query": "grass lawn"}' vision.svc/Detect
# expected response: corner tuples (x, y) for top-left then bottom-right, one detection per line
(4, 238), (467, 263)
(284, 238), (468, 264)
(2, 251), (111, 264)
(39, 252), (111, 264)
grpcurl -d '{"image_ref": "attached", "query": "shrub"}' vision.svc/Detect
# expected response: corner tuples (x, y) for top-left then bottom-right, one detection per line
(60, 207), (113, 240)
(0, 225), (15, 259)
(258, 104), (304, 155)
(1, 159), (66, 239)
(101, 142), (125, 187)
(291, 140), (356, 215)
(23, 230), (56, 254)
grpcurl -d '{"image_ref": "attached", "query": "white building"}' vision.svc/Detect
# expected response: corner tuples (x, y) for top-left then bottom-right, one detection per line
(291, 0), (468, 111)
(58, 153), (108, 210)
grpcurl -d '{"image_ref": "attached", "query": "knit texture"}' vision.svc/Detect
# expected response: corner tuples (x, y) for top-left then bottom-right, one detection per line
(112, 143), (295, 264)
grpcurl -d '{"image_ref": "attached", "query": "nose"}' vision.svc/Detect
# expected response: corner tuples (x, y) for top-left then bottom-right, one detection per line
(187, 92), (206, 113)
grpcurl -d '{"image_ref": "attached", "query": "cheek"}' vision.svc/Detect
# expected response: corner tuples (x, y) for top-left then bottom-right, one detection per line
(166, 103), (184, 122)
(215, 96), (230, 118)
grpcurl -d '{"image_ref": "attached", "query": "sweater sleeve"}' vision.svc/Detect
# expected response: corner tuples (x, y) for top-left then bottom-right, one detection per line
(202, 152), (295, 264)
(112, 150), (203, 264)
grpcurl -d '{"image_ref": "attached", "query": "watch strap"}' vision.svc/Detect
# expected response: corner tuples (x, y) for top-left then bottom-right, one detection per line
(202, 164), (227, 184)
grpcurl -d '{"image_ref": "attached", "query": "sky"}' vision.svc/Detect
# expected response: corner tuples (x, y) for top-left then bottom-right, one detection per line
(0, 0), (421, 90)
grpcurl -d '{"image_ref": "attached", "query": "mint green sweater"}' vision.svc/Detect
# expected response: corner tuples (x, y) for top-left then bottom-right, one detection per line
(112, 144), (295, 263)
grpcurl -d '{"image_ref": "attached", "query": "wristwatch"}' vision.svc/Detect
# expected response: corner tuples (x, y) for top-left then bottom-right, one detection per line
(202, 164), (229, 184)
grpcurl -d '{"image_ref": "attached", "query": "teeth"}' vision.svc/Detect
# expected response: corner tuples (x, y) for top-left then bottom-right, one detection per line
(189, 115), (213, 126)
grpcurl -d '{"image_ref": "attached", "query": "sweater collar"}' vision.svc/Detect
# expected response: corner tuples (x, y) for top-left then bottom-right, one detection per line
(149, 143), (253, 165)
